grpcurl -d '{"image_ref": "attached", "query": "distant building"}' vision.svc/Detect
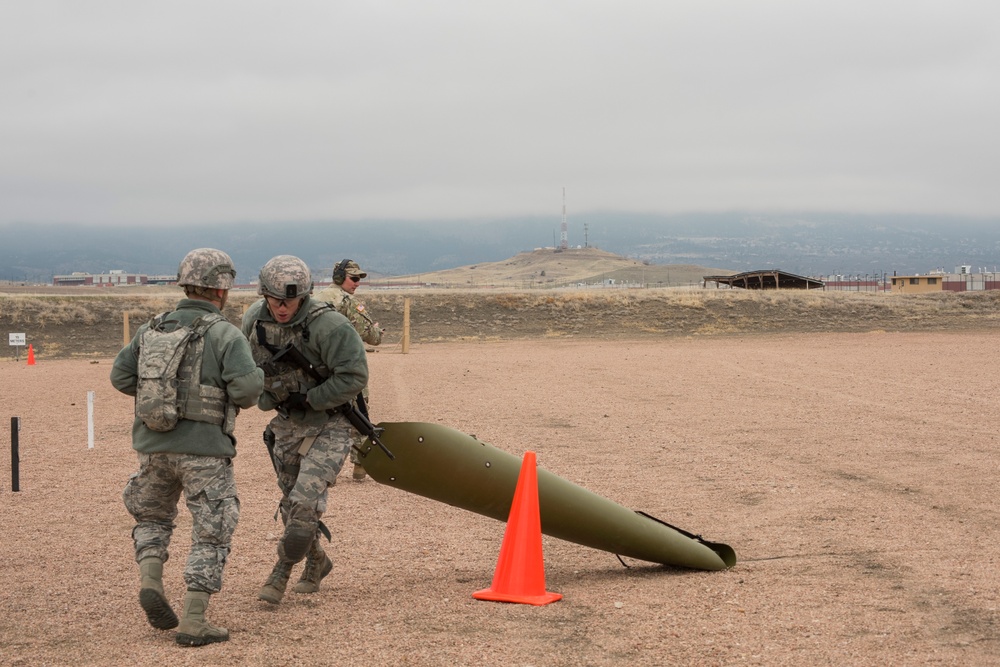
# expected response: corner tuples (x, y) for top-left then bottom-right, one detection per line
(890, 275), (942, 293)
(703, 269), (824, 290)
(890, 270), (1000, 293)
(53, 270), (150, 287)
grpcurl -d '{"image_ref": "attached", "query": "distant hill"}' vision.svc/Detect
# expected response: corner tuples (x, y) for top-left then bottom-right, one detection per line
(2, 212), (999, 284)
(374, 246), (729, 288)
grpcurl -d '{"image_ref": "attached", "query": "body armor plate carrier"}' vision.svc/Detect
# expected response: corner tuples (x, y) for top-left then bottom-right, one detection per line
(135, 312), (235, 433)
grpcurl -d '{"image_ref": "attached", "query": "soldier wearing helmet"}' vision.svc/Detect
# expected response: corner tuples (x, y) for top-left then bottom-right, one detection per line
(315, 259), (383, 481)
(241, 255), (368, 605)
(111, 248), (264, 646)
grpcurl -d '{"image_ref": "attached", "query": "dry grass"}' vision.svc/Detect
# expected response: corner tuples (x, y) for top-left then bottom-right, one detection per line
(366, 247), (729, 289)
(4, 287), (1000, 360)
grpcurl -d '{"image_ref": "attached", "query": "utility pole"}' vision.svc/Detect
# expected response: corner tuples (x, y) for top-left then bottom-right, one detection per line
(560, 187), (568, 250)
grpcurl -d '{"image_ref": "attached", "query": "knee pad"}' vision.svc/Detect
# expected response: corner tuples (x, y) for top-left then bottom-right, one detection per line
(281, 524), (314, 563)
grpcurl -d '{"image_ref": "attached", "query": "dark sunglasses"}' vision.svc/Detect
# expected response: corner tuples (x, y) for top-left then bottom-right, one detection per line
(265, 295), (297, 308)
(347, 275), (362, 282)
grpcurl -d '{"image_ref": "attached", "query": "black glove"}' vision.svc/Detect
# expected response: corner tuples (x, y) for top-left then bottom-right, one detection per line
(283, 392), (310, 412)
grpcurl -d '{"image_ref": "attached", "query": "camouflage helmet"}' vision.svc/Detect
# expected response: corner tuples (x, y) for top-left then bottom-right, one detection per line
(176, 248), (236, 289)
(258, 255), (313, 299)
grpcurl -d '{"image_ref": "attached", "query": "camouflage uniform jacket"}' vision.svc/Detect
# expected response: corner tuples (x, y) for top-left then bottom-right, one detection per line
(314, 286), (382, 346)
(111, 298), (264, 457)
(241, 296), (368, 426)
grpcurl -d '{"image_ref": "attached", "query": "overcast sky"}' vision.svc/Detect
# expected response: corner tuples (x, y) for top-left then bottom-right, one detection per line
(2, 1), (998, 226)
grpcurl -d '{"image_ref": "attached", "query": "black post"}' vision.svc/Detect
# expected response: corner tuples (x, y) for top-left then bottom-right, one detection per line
(11, 417), (19, 492)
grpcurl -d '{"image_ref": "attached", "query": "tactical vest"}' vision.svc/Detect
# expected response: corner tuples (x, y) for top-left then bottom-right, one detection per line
(251, 302), (334, 403)
(135, 312), (236, 434)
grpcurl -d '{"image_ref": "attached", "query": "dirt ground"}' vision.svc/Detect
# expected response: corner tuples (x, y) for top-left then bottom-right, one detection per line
(2, 332), (1000, 666)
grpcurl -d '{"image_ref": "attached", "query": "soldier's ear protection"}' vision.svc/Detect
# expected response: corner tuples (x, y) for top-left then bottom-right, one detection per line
(333, 258), (351, 284)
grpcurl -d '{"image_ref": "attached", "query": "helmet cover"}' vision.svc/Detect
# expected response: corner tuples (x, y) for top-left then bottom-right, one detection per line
(258, 255), (313, 299)
(176, 248), (236, 289)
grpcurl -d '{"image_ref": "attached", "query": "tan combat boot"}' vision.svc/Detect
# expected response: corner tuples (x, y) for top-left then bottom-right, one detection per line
(138, 557), (178, 630)
(258, 561), (293, 604)
(352, 464), (367, 481)
(175, 590), (229, 646)
(292, 546), (333, 594)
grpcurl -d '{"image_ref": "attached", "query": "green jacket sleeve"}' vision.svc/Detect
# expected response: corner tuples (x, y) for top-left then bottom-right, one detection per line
(109, 327), (145, 396)
(306, 316), (369, 410)
(215, 325), (264, 409)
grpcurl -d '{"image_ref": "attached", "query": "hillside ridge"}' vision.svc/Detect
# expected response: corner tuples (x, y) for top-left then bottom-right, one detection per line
(371, 247), (733, 288)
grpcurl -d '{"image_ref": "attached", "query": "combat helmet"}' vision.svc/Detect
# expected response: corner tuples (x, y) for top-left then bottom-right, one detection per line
(177, 248), (236, 290)
(258, 255), (313, 299)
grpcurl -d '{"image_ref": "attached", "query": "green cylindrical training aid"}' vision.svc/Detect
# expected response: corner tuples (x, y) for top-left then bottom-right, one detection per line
(359, 422), (735, 571)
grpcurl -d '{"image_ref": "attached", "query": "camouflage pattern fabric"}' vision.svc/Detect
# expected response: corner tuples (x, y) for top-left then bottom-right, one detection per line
(266, 411), (355, 560)
(242, 286), (368, 569)
(314, 286), (381, 469)
(135, 313), (231, 433)
(176, 248), (236, 289)
(314, 287), (383, 347)
(340, 260), (366, 279)
(258, 255), (313, 298)
(248, 301), (337, 407)
(123, 452), (239, 593)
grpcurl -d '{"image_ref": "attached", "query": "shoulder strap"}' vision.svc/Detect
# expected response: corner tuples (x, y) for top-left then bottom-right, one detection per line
(300, 301), (335, 343)
(189, 312), (226, 335)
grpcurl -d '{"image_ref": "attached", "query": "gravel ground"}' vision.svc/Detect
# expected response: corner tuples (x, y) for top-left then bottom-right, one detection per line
(2, 333), (999, 666)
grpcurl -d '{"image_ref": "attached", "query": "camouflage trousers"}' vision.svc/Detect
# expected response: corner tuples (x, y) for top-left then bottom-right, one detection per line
(348, 433), (365, 467)
(122, 452), (239, 593)
(267, 411), (354, 558)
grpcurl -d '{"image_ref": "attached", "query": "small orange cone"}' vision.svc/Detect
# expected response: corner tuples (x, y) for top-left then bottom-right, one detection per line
(473, 451), (562, 606)
(26, 344), (35, 366)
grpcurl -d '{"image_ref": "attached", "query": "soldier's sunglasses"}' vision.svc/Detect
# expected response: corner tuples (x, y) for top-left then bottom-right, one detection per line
(265, 295), (298, 308)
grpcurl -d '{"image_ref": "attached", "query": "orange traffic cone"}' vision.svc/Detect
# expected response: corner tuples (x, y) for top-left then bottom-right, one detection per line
(473, 451), (562, 606)
(26, 344), (35, 366)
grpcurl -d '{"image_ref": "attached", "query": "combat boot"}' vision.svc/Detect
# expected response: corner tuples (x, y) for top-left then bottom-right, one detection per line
(352, 463), (367, 481)
(258, 561), (293, 604)
(138, 557), (178, 630)
(292, 546), (333, 594)
(175, 590), (229, 646)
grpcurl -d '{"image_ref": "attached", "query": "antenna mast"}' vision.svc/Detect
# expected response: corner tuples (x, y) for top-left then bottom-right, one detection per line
(560, 187), (568, 250)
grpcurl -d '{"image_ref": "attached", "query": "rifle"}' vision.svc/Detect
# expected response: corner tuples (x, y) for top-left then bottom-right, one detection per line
(334, 400), (395, 460)
(268, 342), (395, 460)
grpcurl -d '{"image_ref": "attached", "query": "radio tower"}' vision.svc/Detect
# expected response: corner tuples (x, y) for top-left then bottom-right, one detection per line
(560, 187), (568, 250)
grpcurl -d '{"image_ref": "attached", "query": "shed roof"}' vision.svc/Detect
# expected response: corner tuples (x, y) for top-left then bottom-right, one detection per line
(703, 269), (825, 290)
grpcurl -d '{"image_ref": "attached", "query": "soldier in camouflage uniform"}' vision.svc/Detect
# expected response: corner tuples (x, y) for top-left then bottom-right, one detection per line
(314, 259), (383, 481)
(242, 255), (368, 604)
(111, 248), (264, 646)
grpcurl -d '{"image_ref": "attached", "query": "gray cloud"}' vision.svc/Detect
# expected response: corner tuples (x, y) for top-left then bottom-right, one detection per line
(2, 1), (998, 225)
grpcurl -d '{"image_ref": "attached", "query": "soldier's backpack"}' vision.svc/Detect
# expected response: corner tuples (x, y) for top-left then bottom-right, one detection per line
(135, 312), (232, 432)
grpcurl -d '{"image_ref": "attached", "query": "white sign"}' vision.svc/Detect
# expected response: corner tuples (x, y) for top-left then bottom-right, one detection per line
(9, 333), (25, 346)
